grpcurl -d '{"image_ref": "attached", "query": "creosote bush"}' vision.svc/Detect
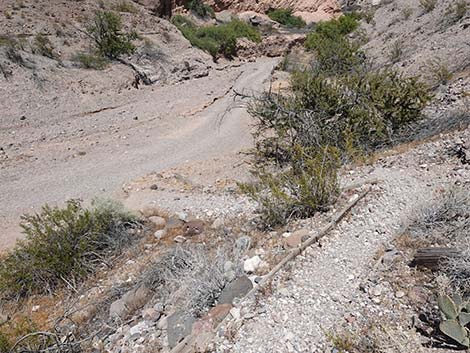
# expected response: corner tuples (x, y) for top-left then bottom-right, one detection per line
(0, 199), (139, 299)
(87, 10), (137, 59)
(0, 317), (37, 353)
(172, 15), (260, 59)
(305, 13), (363, 74)
(243, 12), (431, 227)
(184, 0), (215, 18)
(240, 146), (340, 227)
(267, 8), (306, 28)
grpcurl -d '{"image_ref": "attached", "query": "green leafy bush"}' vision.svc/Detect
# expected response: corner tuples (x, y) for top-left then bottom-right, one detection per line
(267, 8), (306, 28)
(0, 199), (139, 299)
(244, 69), (429, 226)
(305, 13), (363, 73)
(74, 52), (108, 69)
(240, 145), (340, 227)
(184, 0), (215, 18)
(87, 11), (137, 59)
(172, 15), (261, 59)
(250, 69), (430, 162)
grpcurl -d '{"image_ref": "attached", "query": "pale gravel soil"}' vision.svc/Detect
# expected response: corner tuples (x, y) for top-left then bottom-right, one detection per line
(213, 129), (470, 353)
(0, 58), (278, 249)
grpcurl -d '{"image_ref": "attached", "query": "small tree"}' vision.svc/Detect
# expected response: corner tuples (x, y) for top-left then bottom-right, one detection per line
(87, 11), (137, 59)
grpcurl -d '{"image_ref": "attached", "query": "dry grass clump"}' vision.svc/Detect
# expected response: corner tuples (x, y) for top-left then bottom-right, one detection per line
(0, 199), (140, 299)
(142, 245), (242, 317)
(406, 187), (469, 246)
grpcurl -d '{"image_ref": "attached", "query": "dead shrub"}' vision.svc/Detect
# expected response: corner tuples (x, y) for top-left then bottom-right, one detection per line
(406, 187), (469, 247)
(142, 245), (242, 317)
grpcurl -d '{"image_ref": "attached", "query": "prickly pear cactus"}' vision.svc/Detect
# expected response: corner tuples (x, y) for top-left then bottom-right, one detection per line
(438, 294), (470, 348)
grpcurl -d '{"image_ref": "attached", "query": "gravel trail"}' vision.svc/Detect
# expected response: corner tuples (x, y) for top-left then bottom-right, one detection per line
(214, 130), (470, 353)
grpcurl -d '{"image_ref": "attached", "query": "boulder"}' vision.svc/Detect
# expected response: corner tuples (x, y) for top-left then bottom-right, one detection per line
(167, 311), (197, 349)
(218, 276), (253, 305)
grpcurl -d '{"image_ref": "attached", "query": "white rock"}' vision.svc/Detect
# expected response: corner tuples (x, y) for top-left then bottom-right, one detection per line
(174, 235), (187, 243)
(177, 212), (188, 221)
(244, 256), (262, 273)
(149, 216), (166, 229)
(154, 229), (167, 240)
(230, 307), (241, 320)
(212, 217), (224, 229)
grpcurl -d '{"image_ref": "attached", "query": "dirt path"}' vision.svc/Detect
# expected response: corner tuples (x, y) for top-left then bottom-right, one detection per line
(0, 57), (278, 249)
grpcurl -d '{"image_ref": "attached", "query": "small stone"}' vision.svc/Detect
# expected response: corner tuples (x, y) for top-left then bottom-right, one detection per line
(175, 235), (187, 243)
(154, 229), (167, 240)
(219, 276), (253, 305)
(32, 305), (40, 312)
(370, 285), (383, 297)
(243, 311), (255, 319)
(372, 297), (381, 304)
(150, 184), (159, 190)
(395, 290), (406, 298)
(177, 212), (188, 221)
(212, 217), (224, 229)
(230, 307), (241, 319)
(149, 216), (166, 229)
(142, 308), (161, 322)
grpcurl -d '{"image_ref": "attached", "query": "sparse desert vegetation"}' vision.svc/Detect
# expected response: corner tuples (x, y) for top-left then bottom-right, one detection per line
(0, 0), (469, 352)
(172, 15), (261, 59)
(0, 199), (139, 299)
(267, 8), (306, 28)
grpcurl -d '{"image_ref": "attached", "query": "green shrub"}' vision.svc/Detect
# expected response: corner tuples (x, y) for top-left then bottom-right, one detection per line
(184, 0), (214, 18)
(114, 0), (138, 13)
(74, 52), (108, 69)
(267, 8), (306, 28)
(172, 15), (261, 59)
(419, 0), (437, 13)
(0, 199), (138, 299)
(87, 11), (137, 59)
(250, 69), (430, 161)
(32, 34), (55, 59)
(305, 13), (363, 73)
(240, 145), (340, 227)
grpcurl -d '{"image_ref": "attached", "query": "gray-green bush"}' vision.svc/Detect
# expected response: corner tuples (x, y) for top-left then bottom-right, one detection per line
(305, 13), (363, 74)
(87, 11), (137, 59)
(0, 199), (139, 299)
